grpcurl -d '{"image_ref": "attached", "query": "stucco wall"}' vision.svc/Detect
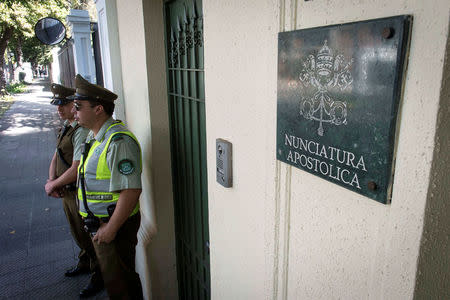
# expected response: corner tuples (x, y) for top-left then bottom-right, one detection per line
(414, 30), (450, 300)
(114, 0), (163, 298)
(95, 0), (126, 121)
(141, 0), (179, 299)
(203, 1), (279, 299)
(204, 0), (449, 299)
(110, 0), (448, 298)
(115, 0), (179, 299)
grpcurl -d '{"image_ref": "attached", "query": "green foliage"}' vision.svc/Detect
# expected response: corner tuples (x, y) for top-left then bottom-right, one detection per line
(20, 35), (53, 66)
(5, 82), (27, 94)
(0, 1), (69, 38)
(0, 0), (71, 94)
(0, 97), (14, 118)
(0, 82), (27, 107)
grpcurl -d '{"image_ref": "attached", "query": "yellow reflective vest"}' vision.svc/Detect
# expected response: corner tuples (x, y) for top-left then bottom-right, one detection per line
(78, 121), (140, 218)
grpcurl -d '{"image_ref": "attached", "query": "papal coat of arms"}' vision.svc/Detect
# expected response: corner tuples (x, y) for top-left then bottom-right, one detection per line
(299, 40), (353, 136)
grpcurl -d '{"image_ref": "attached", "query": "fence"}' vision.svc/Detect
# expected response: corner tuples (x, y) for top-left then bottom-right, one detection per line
(57, 39), (76, 88)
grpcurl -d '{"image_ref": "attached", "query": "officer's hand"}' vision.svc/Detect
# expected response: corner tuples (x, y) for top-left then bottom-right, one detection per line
(46, 185), (63, 198)
(45, 180), (57, 195)
(92, 222), (117, 244)
(49, 190), (63, 198)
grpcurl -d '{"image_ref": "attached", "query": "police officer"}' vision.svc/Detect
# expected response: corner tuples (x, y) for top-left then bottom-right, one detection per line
(72, 74), (143, 299)
(45, 83), (103, 298)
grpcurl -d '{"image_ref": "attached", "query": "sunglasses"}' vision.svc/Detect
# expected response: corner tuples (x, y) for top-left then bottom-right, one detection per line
(74, 102), (99, 111)
(73, 102), (83, 111)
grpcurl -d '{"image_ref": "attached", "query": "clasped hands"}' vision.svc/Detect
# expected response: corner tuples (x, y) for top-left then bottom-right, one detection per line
(45, 179), (64, 198)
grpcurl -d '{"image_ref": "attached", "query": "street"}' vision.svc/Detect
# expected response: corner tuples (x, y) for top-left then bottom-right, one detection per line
(0, 79), (105, 299)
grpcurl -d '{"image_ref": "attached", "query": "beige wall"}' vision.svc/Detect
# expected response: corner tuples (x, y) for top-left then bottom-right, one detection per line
(115, 0), (177, 299)
(414, 31), (450, 300)
(204, 0), (449, 299)
(140, 0), (179, 299)
(203, 1), (279, 299)
(95, 0), (126, 122)
(110, 0), (449, 299)
(115, 0), (155, 298)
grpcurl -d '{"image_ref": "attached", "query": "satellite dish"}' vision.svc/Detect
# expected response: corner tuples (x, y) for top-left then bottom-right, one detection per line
(35, 17), (66, 45)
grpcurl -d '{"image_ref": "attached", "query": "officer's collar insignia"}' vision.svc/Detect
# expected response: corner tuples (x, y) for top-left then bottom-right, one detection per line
(118, 159), (134, 175)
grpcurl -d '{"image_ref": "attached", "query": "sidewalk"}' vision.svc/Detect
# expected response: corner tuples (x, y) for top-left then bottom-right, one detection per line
(0, 78), (106, 299)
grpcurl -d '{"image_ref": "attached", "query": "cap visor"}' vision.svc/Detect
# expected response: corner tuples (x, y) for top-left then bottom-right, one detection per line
(51, 98), (72, 105)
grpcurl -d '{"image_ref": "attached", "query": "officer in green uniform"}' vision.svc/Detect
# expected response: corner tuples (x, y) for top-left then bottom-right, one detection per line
(45, 83), (103, 298)
(71, 74), (143, 300)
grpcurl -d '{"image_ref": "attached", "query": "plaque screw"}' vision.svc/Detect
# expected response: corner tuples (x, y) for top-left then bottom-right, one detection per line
(368, 181), (377, 191)
(382, 27), (395, 39)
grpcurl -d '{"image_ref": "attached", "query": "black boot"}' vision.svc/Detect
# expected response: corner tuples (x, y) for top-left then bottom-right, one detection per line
(79, 279), (104, 298)
(65, 265), (89, 277)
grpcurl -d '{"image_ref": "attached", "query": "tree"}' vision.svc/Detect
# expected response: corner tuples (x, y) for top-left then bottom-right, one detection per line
(21, 37), (53, 72)
(0, 0), (69, 94)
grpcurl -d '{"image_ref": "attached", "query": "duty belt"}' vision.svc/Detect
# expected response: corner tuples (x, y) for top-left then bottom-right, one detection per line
(64, 183), (77, 191)
(100, 216), (110, 223)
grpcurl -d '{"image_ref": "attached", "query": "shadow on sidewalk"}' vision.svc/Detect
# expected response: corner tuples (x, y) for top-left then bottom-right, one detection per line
(33, 77), (52, 92)
(0, 77), (107, 299)
(0, 78), (59, 135)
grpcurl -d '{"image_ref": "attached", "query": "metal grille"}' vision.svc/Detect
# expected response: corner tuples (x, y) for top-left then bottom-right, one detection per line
(165, 0), (210, 299)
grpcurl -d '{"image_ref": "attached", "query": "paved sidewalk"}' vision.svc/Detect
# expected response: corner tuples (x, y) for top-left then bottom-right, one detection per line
(0, 79), (106, 299)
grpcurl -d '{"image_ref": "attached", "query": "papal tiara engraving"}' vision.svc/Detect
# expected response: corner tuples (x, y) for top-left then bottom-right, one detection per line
(299, 40), (353, 136)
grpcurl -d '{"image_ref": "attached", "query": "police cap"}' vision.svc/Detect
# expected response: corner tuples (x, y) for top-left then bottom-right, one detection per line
(69, 74), (118, 103)
(50, 83), (75, 105)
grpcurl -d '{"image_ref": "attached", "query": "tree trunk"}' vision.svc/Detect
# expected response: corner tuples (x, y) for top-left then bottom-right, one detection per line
(31, 62), (37, 78)
(15, 35), (22, 67)
(8, 57), (14, 83)
(0, 26), (13, 95)
(48, 63), (53, 83)
(0, 52), (6, 94)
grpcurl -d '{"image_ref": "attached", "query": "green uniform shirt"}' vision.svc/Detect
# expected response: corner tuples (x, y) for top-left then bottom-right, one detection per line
(66, 120), (89, 161)
(86, 118), (142, 192)
(56, 120), (89, 161)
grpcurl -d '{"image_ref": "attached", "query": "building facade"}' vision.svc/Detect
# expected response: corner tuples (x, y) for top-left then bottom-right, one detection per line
(95, 0), (450, 299)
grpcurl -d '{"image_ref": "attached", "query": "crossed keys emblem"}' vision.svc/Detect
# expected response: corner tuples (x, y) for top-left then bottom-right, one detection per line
(299, 40), (353, 136)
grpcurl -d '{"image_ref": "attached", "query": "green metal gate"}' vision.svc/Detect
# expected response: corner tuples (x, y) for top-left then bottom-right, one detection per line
(164, 0), (210, 299)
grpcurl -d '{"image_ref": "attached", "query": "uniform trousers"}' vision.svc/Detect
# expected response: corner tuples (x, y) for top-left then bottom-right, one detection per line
(92, 212), (143, 300)
(62, 190), (102, 283)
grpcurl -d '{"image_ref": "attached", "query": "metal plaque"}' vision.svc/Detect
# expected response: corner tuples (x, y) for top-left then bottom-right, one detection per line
(276, 15), (412, 204)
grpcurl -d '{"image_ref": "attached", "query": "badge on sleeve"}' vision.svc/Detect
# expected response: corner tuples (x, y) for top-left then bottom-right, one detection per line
(118, 159), (134, 175)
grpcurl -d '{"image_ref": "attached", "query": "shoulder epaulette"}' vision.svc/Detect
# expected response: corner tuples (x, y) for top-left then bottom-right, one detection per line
(111, 133), (125, 142)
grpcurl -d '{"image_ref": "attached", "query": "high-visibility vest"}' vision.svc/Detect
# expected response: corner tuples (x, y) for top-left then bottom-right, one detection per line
(78, 121), (141, 218)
